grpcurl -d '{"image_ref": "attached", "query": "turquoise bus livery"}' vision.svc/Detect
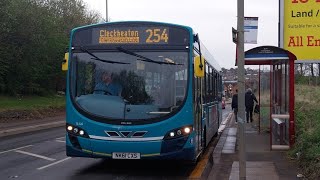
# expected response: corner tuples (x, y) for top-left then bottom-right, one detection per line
(64, 21), (223, 161)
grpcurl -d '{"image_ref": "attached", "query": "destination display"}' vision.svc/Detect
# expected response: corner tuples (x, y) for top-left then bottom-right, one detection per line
(72, 23), (189, 46)
(96, 27), (169, 44)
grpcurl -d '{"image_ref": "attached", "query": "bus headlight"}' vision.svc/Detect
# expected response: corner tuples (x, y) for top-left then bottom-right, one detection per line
(169, 132), (175, 137)
(184, 127), (191, 134)
(67, 125), (73, 131)
(79, 130), (85, 136)
(66, 123), (89, 138)
(163, 125), (193, 140)
(177, 130), (182, 135)
(73, 128), (79, 134)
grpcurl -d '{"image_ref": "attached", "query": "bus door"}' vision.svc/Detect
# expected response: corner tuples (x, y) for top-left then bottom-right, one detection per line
(194, 56), (205, 152)
(194, 76), (204, 152)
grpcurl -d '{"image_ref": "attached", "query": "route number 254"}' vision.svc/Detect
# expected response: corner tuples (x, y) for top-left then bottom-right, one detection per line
(146, 28), (168, 43)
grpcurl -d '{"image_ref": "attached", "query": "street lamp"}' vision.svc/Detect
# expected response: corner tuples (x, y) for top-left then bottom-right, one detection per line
(106, 0), (108, 22)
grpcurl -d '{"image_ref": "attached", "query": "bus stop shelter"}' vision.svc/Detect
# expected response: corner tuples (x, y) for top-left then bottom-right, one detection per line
(237, 46), (297, 150)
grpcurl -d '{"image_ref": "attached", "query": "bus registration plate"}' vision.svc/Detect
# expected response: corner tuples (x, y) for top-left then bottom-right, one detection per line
(112, 152), (141, 159)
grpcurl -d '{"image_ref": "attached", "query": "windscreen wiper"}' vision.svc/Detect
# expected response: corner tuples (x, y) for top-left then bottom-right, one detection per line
(117, 47), (183, 65)
(79, 47), (130, 64)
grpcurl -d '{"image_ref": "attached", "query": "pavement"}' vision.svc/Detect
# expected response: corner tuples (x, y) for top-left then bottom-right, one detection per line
(207, 106), (301, 180)
(0, 114), (65, 138)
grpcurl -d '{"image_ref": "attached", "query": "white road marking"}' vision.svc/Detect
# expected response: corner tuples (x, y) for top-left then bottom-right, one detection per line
(37, 157), (71, 170)
(219, 112), (233, 133)
(55, 140), (66, 143)
(0, 145), (33, 155)
(14, 150), (56, 161)
(55, 137), (65, 143)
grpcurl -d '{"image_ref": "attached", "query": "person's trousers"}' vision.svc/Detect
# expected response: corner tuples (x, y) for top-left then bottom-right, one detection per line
(245, 107), (253, 123)
(234, 108), (238, 122)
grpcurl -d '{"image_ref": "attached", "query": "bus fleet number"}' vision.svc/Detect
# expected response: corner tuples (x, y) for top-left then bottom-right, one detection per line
(146, 29), (168, 43)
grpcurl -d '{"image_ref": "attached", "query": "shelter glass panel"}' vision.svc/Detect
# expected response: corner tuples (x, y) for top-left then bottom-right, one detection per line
(259, 65), (271, 131)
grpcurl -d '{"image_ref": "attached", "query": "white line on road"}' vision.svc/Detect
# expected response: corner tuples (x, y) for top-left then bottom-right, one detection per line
(55, 140), (66, 143)
(0, 145), (33, 155)
(219, 112), (233, 133)
(15, 150), (56, 161)
(37, 157), (71, 170)
(56, 137), (65, 140)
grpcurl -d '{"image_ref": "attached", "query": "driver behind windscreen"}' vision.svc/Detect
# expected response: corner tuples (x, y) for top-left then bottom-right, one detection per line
(94, 72), (122, 96)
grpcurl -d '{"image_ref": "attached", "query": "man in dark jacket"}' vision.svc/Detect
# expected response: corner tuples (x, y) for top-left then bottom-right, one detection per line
(231, 89), (238, 122)
(245, 88), (258, 123)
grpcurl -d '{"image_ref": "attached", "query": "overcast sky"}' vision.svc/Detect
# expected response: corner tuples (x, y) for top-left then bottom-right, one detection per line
(83, 0), (279, 69)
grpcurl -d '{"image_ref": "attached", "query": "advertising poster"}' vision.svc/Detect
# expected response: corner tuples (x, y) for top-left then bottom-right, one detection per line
(282, 0), (320, 60)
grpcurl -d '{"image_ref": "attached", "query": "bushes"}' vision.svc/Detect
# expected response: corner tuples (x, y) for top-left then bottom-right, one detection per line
(0, 0), (101, 96)
(295, 75), (320, 86)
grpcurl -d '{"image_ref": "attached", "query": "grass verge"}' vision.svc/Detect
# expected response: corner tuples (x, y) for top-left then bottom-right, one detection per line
(289, 84), (320, 179)
(0, 95), (65, 122)
(0, 95), (65, 111)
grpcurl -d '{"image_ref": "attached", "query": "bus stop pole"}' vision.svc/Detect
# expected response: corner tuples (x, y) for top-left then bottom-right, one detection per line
(237, 0), (246, 179)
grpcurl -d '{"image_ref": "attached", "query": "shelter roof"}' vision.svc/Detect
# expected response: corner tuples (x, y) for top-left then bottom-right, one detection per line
(236, 46), (297, 66)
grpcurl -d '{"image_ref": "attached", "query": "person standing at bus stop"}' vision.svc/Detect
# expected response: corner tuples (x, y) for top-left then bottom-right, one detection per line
(231, 89), (238, 123)
(245, 88), (258, 123)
